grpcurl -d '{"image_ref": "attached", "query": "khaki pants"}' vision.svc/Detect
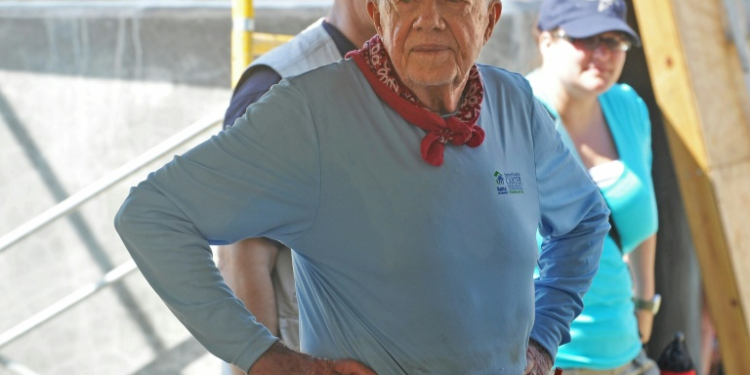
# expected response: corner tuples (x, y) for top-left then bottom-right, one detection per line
(563, 350), (659, 375)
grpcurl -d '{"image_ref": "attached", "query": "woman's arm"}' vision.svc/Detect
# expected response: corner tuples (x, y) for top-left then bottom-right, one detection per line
(626, 234), (657, 343)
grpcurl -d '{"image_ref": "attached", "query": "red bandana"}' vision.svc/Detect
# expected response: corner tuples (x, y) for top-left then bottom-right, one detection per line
(346, 35), (485, 167)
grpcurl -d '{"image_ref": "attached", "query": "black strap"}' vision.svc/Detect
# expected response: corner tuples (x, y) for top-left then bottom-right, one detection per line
(608, 214), (623, 253)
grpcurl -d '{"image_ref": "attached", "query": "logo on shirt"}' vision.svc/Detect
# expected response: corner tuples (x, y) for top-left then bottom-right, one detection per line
(494, 171), (508, 195)
(494, 171), (523, 195)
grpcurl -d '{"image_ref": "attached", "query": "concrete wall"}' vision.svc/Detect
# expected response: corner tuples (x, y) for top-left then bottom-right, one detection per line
(0, 2), (540, 374)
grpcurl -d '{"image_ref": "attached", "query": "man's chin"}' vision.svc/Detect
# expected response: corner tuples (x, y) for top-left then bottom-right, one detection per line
(404, 70), (457, 89)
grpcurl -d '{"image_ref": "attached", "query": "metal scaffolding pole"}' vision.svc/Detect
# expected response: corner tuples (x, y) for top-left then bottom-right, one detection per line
(231, 0), (254, 88)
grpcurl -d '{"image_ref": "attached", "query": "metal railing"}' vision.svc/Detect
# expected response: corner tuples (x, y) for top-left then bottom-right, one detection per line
(0, 109), (223, 374)
(0, 110), (223, 253)
(0, 355), (42, 375)
(0, 260), (138, 349)
(0, 0), (293, 368)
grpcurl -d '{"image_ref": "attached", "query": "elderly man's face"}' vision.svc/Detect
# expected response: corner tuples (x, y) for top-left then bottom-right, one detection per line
(367, 0), (501, 90)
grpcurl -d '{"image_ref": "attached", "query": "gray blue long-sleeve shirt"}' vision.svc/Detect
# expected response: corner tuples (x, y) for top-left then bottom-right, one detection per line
(115, 60), (609, 374)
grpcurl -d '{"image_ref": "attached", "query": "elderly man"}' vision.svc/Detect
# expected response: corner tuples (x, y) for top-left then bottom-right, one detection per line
(115, 0), (609, 374)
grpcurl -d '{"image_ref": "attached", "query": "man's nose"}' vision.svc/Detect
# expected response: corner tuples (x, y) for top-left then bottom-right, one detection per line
(413, 0), (446, 30)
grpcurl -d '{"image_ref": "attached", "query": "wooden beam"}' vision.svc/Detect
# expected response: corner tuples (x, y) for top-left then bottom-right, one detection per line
(632, 0), (750, 373)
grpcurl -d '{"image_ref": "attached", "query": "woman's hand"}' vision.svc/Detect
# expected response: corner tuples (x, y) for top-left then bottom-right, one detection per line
(636, 309), (655, 343)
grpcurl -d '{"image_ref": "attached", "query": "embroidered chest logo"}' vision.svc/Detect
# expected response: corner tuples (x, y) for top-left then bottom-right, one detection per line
(494, 171), (524, 195)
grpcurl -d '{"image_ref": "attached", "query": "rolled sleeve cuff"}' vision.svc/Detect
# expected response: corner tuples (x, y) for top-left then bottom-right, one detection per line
(530, 313), (566, 361)
(233, 335), (280, 374)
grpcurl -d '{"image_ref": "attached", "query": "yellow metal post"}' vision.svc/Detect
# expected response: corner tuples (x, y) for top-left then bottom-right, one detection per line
(231, 0), (254, 88)
(252, 32), (294, 56)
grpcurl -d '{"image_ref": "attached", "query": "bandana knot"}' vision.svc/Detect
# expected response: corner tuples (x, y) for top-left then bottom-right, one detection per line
(346, 35), (485, 167)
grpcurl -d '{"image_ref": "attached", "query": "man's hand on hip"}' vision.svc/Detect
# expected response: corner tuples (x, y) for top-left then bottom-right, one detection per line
(248, 341), (378, 375)
(524, 339), (553, 375)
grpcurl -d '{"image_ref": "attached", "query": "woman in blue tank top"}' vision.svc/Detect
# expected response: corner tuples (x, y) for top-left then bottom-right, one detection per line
(527, 1), (660, 374)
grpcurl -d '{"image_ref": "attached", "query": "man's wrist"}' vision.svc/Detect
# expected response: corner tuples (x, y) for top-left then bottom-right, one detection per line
(528, 338), (553, 375)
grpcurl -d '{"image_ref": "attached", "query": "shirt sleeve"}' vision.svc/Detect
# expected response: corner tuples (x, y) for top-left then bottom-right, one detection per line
(528, 97), (610, 359)
(115, 79), (320, 371)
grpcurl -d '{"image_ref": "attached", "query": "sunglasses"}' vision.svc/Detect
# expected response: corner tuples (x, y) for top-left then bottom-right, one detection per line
(555, 30), (633, 52)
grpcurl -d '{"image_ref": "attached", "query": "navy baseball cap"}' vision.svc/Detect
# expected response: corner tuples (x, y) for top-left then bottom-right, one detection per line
(537, 0), (641, 47)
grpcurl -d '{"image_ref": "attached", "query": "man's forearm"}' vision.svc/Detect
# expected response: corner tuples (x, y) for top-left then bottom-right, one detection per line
(248, 342), (377, 375)
(218, 238), (282, 335)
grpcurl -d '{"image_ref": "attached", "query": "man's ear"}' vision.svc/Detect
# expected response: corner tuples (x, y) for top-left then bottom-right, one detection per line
(366, 0), (382, 35)
(484, 1), (503, 43)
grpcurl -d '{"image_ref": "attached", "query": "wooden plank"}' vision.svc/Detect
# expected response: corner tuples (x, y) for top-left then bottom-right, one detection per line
(712, 161), (750, 310)
(631, 0), (708, 170)
(670, 1), (750, 168)
(632, 0), (750, 373)
(665, 123), (750, 375)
